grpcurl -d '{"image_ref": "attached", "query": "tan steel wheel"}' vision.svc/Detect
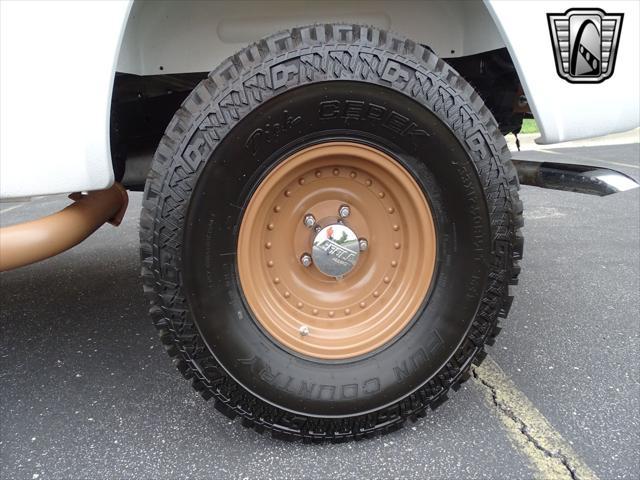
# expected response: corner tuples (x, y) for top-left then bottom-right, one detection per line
(237, 142), (436, 359)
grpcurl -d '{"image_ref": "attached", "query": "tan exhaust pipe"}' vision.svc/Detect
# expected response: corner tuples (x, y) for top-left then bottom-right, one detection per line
(0, 183), (128, 272)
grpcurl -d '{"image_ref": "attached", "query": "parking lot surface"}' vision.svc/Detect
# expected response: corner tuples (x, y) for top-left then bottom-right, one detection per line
(1, 142), (638, 479)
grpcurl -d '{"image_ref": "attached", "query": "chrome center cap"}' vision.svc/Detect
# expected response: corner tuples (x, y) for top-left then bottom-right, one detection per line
(311, 224), (360, 278)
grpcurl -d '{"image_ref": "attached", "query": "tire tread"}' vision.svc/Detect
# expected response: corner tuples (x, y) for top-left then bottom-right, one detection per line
(140, 23), (524, 442)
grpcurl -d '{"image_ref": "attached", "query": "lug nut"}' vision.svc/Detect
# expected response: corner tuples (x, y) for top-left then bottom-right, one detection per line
(303, 214), (316, 228)
(339, 205), (351, 218)
(359, 238), (369, 252)
(299, 325), (310, 336)
(300, 253), (312, 267)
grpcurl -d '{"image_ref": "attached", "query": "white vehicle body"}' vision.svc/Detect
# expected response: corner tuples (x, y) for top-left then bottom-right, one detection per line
(1, 0), (638, 199)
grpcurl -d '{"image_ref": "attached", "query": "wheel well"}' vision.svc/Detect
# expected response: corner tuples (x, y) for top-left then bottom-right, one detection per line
(111, 2), (530, 189)
(117, 1), (505, 75)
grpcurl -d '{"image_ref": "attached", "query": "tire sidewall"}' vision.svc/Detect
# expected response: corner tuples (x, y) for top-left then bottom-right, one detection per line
(181, 52), (495, 417)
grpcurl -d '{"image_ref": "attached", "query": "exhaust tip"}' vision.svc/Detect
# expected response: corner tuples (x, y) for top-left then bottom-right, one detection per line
(0, 183), (128, 272)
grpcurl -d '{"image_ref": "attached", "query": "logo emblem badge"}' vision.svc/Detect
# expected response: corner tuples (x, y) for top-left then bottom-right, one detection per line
(547, 8), (623, 83)
(312, 224), (360, 278)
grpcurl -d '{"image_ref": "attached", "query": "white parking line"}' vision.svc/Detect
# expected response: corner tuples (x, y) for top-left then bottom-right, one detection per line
(0, 204), (24, 215)
(473, 356), (599, 480)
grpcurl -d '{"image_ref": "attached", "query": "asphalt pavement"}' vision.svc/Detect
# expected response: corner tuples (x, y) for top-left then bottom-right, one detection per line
(1, 142), (638, 479)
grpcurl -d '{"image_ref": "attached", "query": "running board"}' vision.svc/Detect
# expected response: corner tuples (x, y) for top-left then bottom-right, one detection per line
(512, 160), (639, 196)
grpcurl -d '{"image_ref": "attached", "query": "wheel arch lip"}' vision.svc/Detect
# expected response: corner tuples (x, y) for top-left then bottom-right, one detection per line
(485, 0), (640, 144)
(116, 1), (504, 77)
(0, 0), (132, 200)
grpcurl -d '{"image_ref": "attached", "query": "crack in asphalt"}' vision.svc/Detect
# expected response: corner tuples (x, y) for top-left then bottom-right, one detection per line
(472, 368), (579, 480)
(472, 357), (599, 480)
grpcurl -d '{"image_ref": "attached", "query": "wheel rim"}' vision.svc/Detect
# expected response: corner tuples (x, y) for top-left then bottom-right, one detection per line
(237, 142), (437, 359)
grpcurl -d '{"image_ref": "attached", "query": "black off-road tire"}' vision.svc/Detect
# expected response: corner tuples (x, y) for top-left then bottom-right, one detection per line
(140, 24), (524, 442)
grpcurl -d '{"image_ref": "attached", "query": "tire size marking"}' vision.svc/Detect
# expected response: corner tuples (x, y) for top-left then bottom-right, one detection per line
(204, 216), (216, 288)
(449, 155), (488, 258)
